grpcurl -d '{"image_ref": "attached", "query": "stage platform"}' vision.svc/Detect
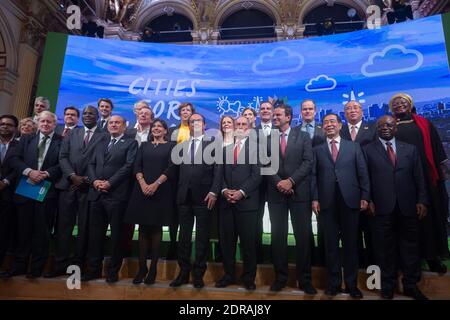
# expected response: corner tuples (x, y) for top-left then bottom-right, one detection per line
(0, 259), (449, 300)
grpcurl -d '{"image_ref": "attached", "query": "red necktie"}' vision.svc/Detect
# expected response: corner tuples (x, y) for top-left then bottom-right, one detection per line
(350, 125), (357, 141)
(233, 140), (241, 164)
(331, 140), (338, 163)
(280, 133), (286, 158)
(62, 127), (70, 137)
(386, 141), (396, 167)
(84, 130), (92, 147)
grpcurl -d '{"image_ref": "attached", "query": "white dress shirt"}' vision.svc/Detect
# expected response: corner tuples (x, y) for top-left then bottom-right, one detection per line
(326, 136), (341, 154)
(261, 121), (272, 137)
(348, 120), (362, 136)
(83, 125), (97, 144)
(23, 131), (55, 176)
(379, 137), (397, 153)
(280, 126), (291, 145)
(188, 134), (204, 155)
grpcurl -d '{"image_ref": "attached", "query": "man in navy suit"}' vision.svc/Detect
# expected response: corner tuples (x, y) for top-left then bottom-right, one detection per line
(97, 98), (114, 131)
(363, 115), (428, 300)
(0, 115), (19, 268)
(82, 115), (138, 283)
(311, 113), (370, 298)
(1, 111), (62, 278)
(341, 100), (377, 268)
(55, 106), (80, 137)
(266, 105), (315, 293)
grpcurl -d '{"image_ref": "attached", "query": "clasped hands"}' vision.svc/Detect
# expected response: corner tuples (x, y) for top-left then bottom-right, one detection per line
(139, 179), (159, 197)
(277, 179), (294, 195)
(70, 174), (89, 191)
(27, 170), (49, 184)
(223, 189), (244, 204)
(93, 180), (111, 193)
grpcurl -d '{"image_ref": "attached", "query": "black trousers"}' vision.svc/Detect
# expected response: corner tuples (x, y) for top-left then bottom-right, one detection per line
(0, 199), (16, 267)
(219, 206), (257, 282)
(268, 199), (313, 285)
(87, 197), (126, 275)
(54, 189), (89, 270)
(177, 191), (211, 278)
(255, 182), (267, 261)
(371, 204), (421, 291)
(13, 198), (58, 274)
(358, 213), (375, 267)
(321, 186), (360, 289)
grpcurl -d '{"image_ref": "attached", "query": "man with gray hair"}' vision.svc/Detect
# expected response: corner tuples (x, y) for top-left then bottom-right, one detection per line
(128, 100), (151, 129)
(1, 111), (62, 279)
(32, 96), (51, 123)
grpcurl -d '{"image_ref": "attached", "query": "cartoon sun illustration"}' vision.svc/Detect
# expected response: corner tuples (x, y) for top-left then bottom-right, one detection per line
(342, 88), (366, 105)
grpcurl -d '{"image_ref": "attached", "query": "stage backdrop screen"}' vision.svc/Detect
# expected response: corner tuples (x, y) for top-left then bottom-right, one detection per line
(38, 14), (450, 156)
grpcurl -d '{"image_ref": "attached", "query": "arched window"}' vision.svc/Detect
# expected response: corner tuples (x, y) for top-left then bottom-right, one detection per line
(303, 4), (364, 37)
(219, 9), (275, 40)
(143, 13), (193, 43)
(0, 32), (6, 68)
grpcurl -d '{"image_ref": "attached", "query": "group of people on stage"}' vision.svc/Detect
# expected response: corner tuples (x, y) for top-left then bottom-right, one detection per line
(0, 93), (448, 300)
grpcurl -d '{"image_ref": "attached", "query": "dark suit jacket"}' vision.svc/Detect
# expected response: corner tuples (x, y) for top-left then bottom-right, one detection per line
(56, 126), (107, 190)
(97, 119), (109, 132)
(10, 133), (63, 203)
(176, 137), (222, 206)
(312, 138), (370, 210)
(0, 139), (20, 201)
(363, 140), (428, 216)
(87, 136), (138, 202)
(266, 127), (313, 203)
(220, 139), (261, 212)
(341, 121), (376, 146)
(298, 122), (326, 147)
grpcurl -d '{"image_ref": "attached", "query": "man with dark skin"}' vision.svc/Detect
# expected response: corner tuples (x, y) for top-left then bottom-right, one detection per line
(46, 106), (106, 277)
(364, 115), (428, 300)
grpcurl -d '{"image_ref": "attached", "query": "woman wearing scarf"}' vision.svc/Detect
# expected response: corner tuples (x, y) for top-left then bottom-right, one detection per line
(389, 93), (449, 274)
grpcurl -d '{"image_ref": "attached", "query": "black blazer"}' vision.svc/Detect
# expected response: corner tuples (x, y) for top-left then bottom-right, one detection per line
(266, 127), (313, 203)
(10, 133), (63, 202)
(312, 138), (370, 210)
(220, 139), (261, 211)
(97, 119), (109, 132)
(297, 122), (326, 147)
(363, 140), (428, 216)
(175, 137), (222, 206)
(87, 136), (138, 202)
(341, 121), (377, 146)
(0, 139), (20, 201)
(56, 126), (107, 190)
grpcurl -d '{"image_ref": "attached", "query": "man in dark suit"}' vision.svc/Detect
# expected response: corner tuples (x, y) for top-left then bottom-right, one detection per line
(298, 99), (325, 147)
(170, 113), (222, 289)
(55, 106), (80, 137)
(166, 102), (195, 260)
(341, 100), (377, 268)
(0, 115), (19, 268)
(82, 115), (137, 283)
(266, 105), (315, 293)
(0, 111), (62, 278)
(216, 116), (261, 291)
(311, 113), (370, 298)
(254, 101), (274, 263)
(97, 98), (114, 131)
(363, 115), (428, 300)
(45, 106), (106, 277)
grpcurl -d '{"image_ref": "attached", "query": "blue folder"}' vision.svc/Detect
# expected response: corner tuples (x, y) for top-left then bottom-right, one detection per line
(15, 176), (51, 202)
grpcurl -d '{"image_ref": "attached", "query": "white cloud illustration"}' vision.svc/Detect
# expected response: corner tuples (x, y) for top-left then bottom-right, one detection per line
(305, 75), (337, 92)
(252, 47), (304, 75)
(361, 44), (424, 77)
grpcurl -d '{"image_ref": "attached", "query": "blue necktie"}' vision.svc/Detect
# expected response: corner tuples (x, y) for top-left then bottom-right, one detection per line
(306, 124), (314, 139)
(0, 143), (6, 163)
(190, 138), (197, 164)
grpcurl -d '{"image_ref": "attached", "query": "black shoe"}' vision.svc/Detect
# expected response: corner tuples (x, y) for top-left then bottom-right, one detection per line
(193, 277), (204, 289)
(144, 267), (156, 285)
(26, 271), (41, 279)
(403, 286), (428, 300)
(132, 267), (148, 285)
(169, 273), (189, 287)
(0, 269), (26, 279)
(381, 289), (394, 300)
(324, 286), (342, 296)
(44, 269), (67, 278)
(215, 276), (235, 288)
(345, 287), (363, 299)
(81, 272), (101, 282)
(427, 260), (447, 274)
(269, 281), (286, 292)
(106, 273), (119, 283)
(243, 281), (256, 291)
(299, 282), (317, 295)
